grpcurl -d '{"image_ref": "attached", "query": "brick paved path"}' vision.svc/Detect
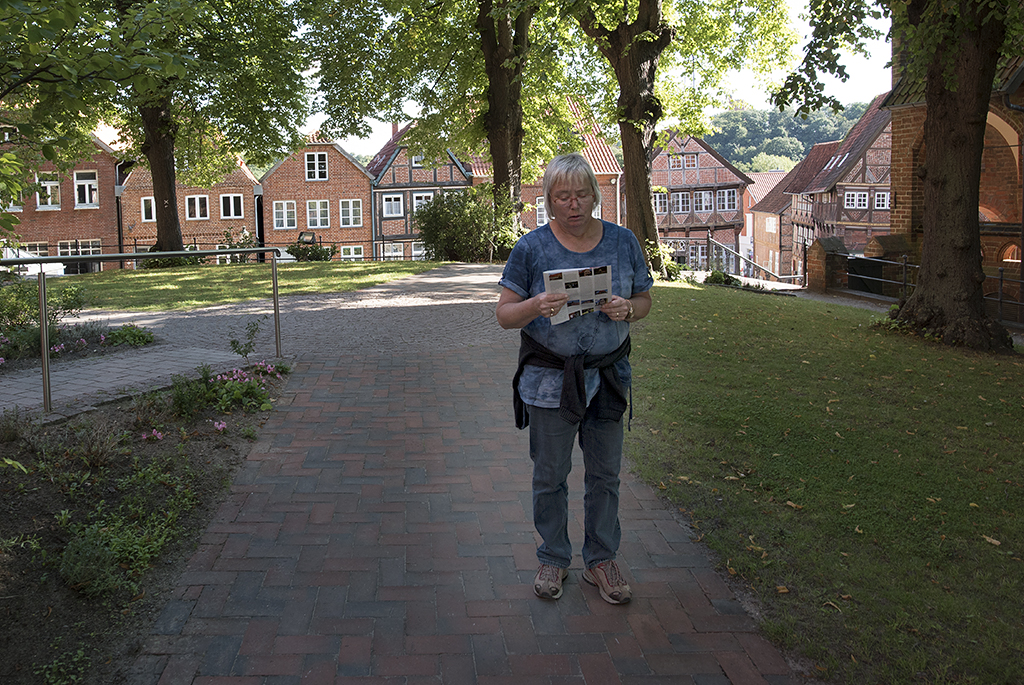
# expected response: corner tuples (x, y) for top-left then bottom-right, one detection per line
(112, 264), (798, 684)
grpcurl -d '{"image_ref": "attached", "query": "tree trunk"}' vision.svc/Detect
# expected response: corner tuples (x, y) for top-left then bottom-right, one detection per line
(140, 96), (184, 253)
(896, 2), (1012, 351)
(476, 0), (531, 213)
(578, 0), (674, 273)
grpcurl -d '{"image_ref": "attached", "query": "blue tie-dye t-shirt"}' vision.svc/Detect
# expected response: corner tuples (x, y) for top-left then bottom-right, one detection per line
(499, 221), (653, 409)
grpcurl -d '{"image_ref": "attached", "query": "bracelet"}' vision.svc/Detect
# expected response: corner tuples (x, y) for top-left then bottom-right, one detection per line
(624, 300), (634, 321)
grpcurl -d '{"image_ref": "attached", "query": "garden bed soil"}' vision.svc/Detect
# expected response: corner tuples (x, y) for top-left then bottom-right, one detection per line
(0, 379), (280, 684)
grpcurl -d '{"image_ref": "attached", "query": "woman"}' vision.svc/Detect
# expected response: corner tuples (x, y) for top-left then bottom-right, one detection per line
(496, 153), (653, 604)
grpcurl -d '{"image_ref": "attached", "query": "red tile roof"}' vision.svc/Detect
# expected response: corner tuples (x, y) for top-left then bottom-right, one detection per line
(803, 92), (890, 194)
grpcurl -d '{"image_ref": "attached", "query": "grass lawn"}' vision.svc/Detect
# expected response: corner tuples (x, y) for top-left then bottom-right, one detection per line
(54, 260), (443, 310)
(627, 281), (1023, 684)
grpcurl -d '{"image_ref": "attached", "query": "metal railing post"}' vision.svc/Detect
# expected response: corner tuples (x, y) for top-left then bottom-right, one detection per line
(37, 273), (51, 413)
(902, 255), (909, 300)
(272, 251), (282, 358)
(998, 267), (1004, 322)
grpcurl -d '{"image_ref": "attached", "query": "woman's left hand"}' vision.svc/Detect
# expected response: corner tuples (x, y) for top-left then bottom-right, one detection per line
(600, 295), (633, 322)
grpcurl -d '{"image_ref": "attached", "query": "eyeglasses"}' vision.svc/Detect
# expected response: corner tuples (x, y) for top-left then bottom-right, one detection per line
(551, 191), (594, 206)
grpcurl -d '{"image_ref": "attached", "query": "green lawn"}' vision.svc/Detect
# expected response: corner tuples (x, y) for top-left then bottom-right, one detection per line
(628, 281), (1023, 684)
(55, 260), (443, 311)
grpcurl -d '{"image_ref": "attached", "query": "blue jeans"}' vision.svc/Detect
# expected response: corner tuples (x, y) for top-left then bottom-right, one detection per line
(528, 404), (623, 569)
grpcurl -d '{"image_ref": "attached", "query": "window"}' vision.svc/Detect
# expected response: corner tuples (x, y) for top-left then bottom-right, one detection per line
(765, 216), (778, 233)
(412, 192), (433, 213)
(684, 154), (697, 169)
(536, 197), (547, 226)
(141, 196), (156, 222)
(186, 195), (209, 220)
(874, 191), (891, 210)
(693, 191), (713, 212)
(339, 245), (364, 261)
(669, 155), (683, 170)
(412, 241), (426, 260)
(59, 239), (102, 274)
(845, 191), (869, 209)
(5, 192), (23, 212)
(411, 155), (424, 168)
(220, 194), (243, 219)
(37, 174), (60, 210)
(671, 192), (690, 214)
(22, 242), (48, 257)
(307, 200), (330, 228)
(383, 194), (404, 217)
(74, 171), (98, 207)
(653, 192), (668, 214)
(305, 152), (328, 180)
(717, 189), (737, 212)
(339, 199), (362, 226)
(273, 201), (297, 229)
(382, 242), (404, 260)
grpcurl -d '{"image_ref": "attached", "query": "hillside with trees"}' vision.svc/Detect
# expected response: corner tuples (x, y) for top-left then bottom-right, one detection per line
(703, 103), (871, 171)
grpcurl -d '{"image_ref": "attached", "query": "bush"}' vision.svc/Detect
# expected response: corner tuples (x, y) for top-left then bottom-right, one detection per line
(286, 242), (337, 262)
(0, 280), (86, 329)
(704, 269), (741, 286)
(103, 323), (154, 347)
(415, 185), (523, 262)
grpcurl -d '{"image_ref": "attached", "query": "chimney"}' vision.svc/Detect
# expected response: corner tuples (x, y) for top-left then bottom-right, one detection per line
(392, 122), (398, 138)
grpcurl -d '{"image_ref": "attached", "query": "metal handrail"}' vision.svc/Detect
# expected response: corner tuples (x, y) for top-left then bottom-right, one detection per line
(0, 247), (284, 413)
(707, 238), (804, 283)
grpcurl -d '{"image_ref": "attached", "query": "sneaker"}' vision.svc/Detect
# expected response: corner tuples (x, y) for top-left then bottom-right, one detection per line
(534, 564), (569, 600)
(582, 560), (631, 605)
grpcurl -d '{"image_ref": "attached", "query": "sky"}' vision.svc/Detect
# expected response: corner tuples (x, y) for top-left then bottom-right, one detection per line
(329, 5), (892, 158)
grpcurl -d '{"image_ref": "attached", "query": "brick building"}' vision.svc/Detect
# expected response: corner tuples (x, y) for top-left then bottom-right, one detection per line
(365, 124), (474, 260)
(799, 93), (892, 255)
(750, 141), (842, 280)
(121, 159), (261, 257)
(4, 133), (130, 272)
(649, 134), (752, 270)
(260, 133), (374, 260)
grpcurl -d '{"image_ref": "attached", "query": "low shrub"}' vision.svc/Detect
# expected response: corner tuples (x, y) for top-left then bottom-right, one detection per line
(286, 242), (337, 262)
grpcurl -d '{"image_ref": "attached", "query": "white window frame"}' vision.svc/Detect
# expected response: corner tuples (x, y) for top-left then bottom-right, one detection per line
(305, 152), (328, 180)
(220, 194), (244, 219)
(536, 197), (547, 226)
(273, 200), (297, 230)
(669, 155), (683, 170)
(412, 241), (426, 260)
(36, 174), (61, 210)
(185, 195), (209, 220)
(58, 238), (102, 256)
(382, 194), (404, 218)
(307, 200), (330, 228)
(141, 196), (156, 222)
(74, 171), (98, 208)
(411, 154), (424, 168)
(845, 191), (869, 209)
(339, 245), (364, 261)
(693, 191), (713, 212)
(765, 216), (778, 234)
(717, 189), (737, 212)
(653, 192), (668, 214)
(672, 192), (690, 214)
(684, 154), (698, 169)
(412, 192), (433, 213)
(22, 241), (48, 257)
(338, 199), (362, 227)
(874, 191), (891, 210)
(382, 242), (404, 260)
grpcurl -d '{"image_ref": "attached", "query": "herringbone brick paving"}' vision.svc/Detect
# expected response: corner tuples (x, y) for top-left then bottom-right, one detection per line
(108, 264), (798, 683)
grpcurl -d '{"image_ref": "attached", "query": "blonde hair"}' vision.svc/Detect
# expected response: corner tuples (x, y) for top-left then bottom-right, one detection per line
(542, 153), (602, 209)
